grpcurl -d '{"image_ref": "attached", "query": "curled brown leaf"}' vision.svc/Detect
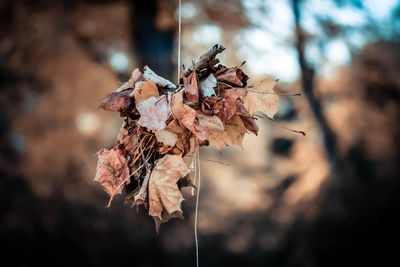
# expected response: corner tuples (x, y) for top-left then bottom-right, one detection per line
(99, 90), (133, 112)
(184, 70), (199, 104)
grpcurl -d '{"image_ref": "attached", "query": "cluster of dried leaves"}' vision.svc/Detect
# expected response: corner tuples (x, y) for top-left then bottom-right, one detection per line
(95, 45), (278, 231)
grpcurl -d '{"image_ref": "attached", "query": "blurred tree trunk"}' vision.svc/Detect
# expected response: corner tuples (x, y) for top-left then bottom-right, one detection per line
(291, 0), (337, 166)
(130, 0), (175, 81)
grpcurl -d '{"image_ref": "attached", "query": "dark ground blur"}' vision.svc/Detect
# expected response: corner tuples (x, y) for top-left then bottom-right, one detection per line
(1, 0), (400, 266)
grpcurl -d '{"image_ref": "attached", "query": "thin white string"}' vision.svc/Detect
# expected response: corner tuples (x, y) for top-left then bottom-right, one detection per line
(177, 0), (182, 83)
(194, 145), (201, 267)
(176, 2), (200, 266)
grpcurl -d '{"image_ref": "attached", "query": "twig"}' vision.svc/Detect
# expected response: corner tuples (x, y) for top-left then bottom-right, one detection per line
(185, 155), (230, 166)
(257, 114), (306, 136)
(134, 168), (151, 204)
(247, 89), (301, 96)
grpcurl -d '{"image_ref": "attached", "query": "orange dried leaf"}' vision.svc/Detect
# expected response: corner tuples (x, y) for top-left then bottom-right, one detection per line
(134, 80), (159, 103)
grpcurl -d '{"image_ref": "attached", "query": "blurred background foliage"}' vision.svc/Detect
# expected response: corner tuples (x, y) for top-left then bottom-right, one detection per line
(1, 0), (399, 266)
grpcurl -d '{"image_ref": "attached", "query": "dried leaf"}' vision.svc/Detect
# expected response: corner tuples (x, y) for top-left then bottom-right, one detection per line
(94, 148), (130, 206)
(184, 70), (199, 104)
(136, 95), (171, 130)
(171, 90), (186, 119)
(165, 119), (194, 155)
(116, 68), (143, 92)
(133, 80), (159, 103)
(184, 44), (225, 75)
(153, 210), (183, 233)
(180, 104), (196, 133)
(165, 119), (187, 135)
(236, 68), (249, 85)
(243, 79), (278, 118)
(155, 130), (178, 146)
(128, 68), (143, 85)
(180, 104), (207, 140)
(94, 46), (280, 231)
(177, 174), (195, 189)
(207, 115), (247, 151)
(225, 87), (247, 100)
(236, 101), (259, 135)
(148, 155), (191, 220)
(201, 74), (217, 97)
(99, 90), (132, 112)
(216, 68), (243, 86)
(220, 88), (247, 122)
(196, 113), (224, 131)
(143, 65), (176, 90)
(116, 124), (140, 153)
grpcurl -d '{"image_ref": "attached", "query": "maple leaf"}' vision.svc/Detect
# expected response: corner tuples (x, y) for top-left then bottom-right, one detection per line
(184, 70), (199, 104)
(243, 79), (278, 118)
(99, 90), (132, 112)
(136, 95), (172, 130)
(133, 80), (159, 103)
(148, 155), (191, 224)
(207, 115), (248, 151)
(94, 148), (130, 207)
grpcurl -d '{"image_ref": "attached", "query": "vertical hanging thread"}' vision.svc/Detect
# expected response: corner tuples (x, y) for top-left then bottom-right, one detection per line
(194, 145), (201, 267)
(177, 2), (200, 266)
(177, 0), (182, 83)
